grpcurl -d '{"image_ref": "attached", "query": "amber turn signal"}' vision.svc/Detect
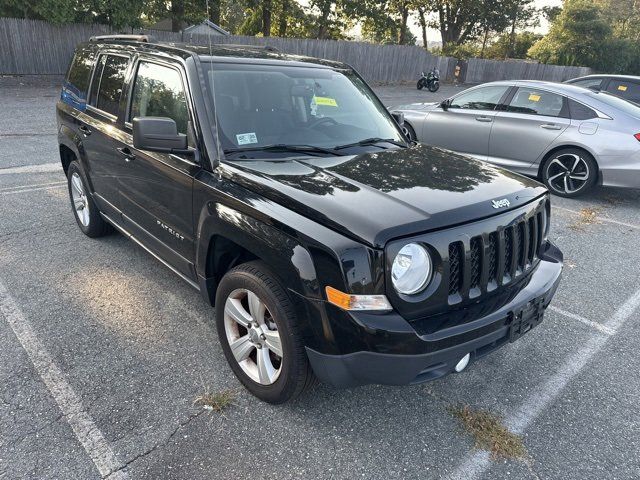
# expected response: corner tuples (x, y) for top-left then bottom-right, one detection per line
(325, 286), (392, 311)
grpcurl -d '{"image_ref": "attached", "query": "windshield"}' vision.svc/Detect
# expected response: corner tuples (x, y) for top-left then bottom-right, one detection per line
(586, 91), (640, 118)
(201, 62), (405, 157)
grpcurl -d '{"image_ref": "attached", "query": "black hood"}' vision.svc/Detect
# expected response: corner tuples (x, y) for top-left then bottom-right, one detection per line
(224, 144), (547, 248)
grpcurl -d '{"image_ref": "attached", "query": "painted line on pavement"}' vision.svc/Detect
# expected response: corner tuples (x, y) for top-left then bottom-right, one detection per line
(552, 205), (640, 230)
(447, 287), (640, 480)
(1, 183), (66, 195)
(0, 163), (62, 175)
(548, 305), (614, 336)
(0, 279), (130, 479)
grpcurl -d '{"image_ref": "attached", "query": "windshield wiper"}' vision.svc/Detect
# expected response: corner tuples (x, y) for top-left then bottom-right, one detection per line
(333, 137), (407, 151)
(224, 144), (341, 158)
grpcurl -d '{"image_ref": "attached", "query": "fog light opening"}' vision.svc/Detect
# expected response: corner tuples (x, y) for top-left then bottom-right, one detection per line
(455, 353), (471, 373)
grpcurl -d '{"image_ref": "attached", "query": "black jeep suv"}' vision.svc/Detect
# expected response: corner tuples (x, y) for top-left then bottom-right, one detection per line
(57, 36), (563, 403)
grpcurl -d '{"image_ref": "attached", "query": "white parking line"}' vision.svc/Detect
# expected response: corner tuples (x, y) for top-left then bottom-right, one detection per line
(0, 181), (67, 192)
(0, 162), (62, 175)
(448, 287), (640, 480)
(0, 280), (130, 480)
(552, 205), (640, 230)
(548, 305), (614, 336)
(0, 183), (67, 195)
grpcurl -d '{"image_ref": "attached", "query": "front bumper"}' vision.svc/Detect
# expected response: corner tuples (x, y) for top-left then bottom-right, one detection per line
(305, 242), (563, 388)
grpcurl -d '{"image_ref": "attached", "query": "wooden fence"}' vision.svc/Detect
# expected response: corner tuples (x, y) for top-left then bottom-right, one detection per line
(0, 17), (592, 84)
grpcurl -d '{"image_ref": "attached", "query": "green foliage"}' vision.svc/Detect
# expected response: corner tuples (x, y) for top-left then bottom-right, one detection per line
(485, 31), (541, 59)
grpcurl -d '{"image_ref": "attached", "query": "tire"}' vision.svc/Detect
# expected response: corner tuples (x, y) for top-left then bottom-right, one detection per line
(403, 122), (417, 142)
(428, 81), (440, 92)
(541, 148), (598, 198)
(215, 261), (316, 404)
(67, 161), (111, 237)
(417, 79), (425, 90)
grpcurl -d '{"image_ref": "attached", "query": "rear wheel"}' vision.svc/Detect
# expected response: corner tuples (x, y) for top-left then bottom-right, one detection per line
(428, 80), (440, 92)
(67, 161), (110, 237)
(541, 148), (598, 198)
(215, 261), (316, 403)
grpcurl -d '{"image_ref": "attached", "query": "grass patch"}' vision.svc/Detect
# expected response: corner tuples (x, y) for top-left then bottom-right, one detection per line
(194, 389), (236, 413)
(569, 207), (601, 231)
(448, 405), (527, 460)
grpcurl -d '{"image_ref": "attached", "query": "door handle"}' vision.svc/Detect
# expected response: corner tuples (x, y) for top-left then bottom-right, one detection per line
(116, 147), (136, 162)
(79, 125), (91, 136)
(475, 116), (492, 122)
(541, 124), (562, 130)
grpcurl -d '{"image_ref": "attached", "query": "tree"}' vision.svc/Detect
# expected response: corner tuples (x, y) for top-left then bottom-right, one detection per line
(503, 0), (538, 58)
(423, 0), (485, 50)
(485, 31), (541, 59)
(529, 0), (611, 68)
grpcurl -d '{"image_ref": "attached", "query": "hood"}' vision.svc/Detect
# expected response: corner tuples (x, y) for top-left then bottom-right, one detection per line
(224, 144), (547, 248)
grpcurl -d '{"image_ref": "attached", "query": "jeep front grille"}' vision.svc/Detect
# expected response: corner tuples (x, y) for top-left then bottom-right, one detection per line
(447, 208), (546, 302)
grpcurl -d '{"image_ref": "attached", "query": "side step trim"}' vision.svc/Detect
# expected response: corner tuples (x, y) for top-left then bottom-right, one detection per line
(100, 212), (201, 292)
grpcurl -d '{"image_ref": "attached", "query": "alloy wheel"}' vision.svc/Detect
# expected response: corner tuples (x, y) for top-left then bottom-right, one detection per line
(70, 172), (90, 227)
(223, 288), (283, 385)
(545, 153), (590, 195)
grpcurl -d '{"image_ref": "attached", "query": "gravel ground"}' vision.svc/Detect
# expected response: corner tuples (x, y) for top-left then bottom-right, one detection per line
(1, 75), (640, 480)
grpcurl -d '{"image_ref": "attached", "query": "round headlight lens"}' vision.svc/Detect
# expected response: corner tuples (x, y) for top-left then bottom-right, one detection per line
(391, 243), (432, 295)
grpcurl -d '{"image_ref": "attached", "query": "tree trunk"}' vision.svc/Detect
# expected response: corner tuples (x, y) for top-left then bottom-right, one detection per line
(418, 8), (428, 50)
(507, 8), (517, 59)
(398, 5), (409, 45)
(279, 0), (288, 37)
(171, 0), (185, 32)
(262, 0), (272, 36)
(209, 0), (221, 25)
(480, 28), (489, 58)
(317, 2), (332, 39)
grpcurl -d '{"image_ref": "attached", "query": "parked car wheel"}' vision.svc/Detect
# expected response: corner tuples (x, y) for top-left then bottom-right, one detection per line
(403, 122), (417, 142)
(67, 161), (111, 237)
(215, 261), (316, 404)
(542, 148), (598, 198)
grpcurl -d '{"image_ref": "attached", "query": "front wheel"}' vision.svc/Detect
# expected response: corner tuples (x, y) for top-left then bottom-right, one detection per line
(541, 148), (598, 198)
(428, 80), (440, 92)
(215, 261), (316, 403)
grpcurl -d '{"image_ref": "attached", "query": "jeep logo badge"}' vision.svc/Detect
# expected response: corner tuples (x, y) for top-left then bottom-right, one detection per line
(492, 198), (510, 209)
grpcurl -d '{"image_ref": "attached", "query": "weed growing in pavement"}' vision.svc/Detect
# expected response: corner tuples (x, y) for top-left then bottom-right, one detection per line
(448, 404), (528, 460)
(569, 207), (601, 231)
(194, 389), (236, 413)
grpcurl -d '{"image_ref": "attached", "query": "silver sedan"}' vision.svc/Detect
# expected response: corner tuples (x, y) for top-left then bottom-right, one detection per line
(392, 80), (640, 197)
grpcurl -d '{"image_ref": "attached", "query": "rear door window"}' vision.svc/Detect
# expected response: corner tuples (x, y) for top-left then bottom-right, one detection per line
(506, 88), (568, 117)
(606, 79), (640, 104)
(449, 85), (510, 110)
(129, 61), (189, 134)
(90, 54), (130, 117)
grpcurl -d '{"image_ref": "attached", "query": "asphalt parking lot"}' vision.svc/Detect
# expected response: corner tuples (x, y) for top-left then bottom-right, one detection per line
(1, 76), (640, 480)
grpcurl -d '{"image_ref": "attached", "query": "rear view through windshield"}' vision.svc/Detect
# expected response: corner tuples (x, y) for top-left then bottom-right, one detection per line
(202, 62), (404, 152)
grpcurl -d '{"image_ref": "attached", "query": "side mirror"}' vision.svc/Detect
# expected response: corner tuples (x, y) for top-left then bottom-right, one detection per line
(133, 117), (188, 153)
(440, 99), (451, 111)
(391, 111), (405, 126)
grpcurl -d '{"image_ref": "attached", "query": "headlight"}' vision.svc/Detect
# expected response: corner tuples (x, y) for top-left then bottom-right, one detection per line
(391, 243), (432, 295)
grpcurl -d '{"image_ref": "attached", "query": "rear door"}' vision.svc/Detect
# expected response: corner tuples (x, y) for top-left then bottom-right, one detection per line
(83, 52), (132, 216)
(488, 87), (570, 170)
(421, 85), (511, 160)
(115, 57), (200, 279)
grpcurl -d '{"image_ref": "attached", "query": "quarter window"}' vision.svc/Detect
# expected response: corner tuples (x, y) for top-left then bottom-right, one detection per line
(90, 54), (130, 117)
(66, 47), (96, 95)
(449, 86), (510, 111)
(506, 88), (567, 117)
(130, 62), (189, 135)
(568, 99), (597, 120)
(571, 78), (604, 90)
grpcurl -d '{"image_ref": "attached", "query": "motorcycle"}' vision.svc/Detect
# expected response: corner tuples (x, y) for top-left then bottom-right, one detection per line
(417, 68), (440, 92)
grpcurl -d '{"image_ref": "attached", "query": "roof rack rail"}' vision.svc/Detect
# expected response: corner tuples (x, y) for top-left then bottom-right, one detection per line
(89, 34), (152, 43)
(218, 43), (279, 52)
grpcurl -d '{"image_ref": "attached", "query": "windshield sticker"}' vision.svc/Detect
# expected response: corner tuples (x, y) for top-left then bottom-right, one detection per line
(313, 96), (338, 107)
(618, 85), (628, 91)
(528, 94), (541, 102)
(236, 132), (258, 145)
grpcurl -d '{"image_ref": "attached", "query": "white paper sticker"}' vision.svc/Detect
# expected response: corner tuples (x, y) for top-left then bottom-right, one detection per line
(236, 132), (258, 145)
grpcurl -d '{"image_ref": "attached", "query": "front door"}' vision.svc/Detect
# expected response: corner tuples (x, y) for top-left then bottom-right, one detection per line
(421, 85), (511, 161)
(115, 58), (200, 279)
(488, 87), (570, 171)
